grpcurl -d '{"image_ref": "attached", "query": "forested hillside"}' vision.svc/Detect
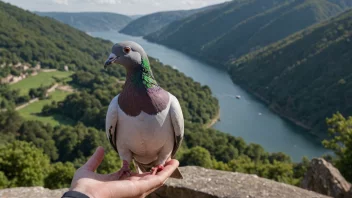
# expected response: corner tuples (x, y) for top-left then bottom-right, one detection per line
(0, 1), (316, 189)
(119, 5), (219, 37)
(229, 9), (352, 137)
(145, 0), (351, 68)
(0, 2), (112, 71)
(36, 12), (132, 32)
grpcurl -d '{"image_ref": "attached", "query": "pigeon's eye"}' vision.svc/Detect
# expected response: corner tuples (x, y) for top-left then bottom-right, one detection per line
(123, 47), (131, 54)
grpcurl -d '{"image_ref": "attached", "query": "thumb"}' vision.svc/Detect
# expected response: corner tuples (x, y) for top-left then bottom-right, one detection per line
(82, 146), (105, 171)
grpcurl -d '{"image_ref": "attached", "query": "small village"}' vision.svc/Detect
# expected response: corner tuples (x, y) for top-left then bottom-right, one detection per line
(0, 62), (69, 84)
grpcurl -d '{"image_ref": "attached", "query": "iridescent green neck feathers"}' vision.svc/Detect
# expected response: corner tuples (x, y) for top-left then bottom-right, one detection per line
(130, 58), (158, 89)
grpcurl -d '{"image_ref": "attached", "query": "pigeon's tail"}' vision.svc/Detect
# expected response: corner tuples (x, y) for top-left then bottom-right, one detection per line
(133, 160), (183, 179)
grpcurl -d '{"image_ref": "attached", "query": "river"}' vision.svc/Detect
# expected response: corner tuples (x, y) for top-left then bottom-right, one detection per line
(90, 31), (330, 162)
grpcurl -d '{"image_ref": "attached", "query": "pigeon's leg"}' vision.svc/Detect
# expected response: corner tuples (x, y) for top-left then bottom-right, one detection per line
(151, 165), (164, 175)
(116, 150), (132, 179)
(116, 160), (131, 179)
(150, 156), (170, 175)
(150, 144), (173, 175)
(122, 160), (131, 174)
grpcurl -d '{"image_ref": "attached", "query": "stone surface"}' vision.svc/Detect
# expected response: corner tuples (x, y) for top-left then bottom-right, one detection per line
(301, 158), (351, 198)
(0, 166), (332, 198)
(0, 187), (67, 198)
(148, 166), (330, 198)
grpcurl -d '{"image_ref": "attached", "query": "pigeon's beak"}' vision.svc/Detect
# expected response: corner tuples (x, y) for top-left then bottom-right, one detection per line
(104, 53), (118, 68)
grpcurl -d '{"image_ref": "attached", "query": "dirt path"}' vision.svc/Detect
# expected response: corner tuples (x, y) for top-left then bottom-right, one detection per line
(46, 83), (59, 94)
(41, 69), (57, 72)
(13, 84), (74, 112)
(15, 98), (39, 110)
(57, 85), (75, 92)
(15, 83), (59, 110)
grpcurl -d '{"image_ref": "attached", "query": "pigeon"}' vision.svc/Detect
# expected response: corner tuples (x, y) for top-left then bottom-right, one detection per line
(104, 41), (184, 179)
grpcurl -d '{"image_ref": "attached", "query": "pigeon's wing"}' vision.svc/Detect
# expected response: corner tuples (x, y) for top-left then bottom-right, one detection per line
(106, 95), (119, 152)
(169, 95), (184, 158)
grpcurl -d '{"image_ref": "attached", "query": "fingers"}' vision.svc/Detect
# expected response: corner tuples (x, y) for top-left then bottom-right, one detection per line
(136, 160), (180, 197)
(156, 159), (179, 179)
(140, 160), (180, 189)
(82, 146), (105, 171)
(109, 160), (179, 182)
(102, 160), (180, 198)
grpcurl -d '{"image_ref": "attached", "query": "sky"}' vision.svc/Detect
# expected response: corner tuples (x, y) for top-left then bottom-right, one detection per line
(3, 0), (231, 15)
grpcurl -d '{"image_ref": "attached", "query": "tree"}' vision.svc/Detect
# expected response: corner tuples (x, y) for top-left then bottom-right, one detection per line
(293, 157), (310, 180)
(0, 141), (50, 187)
(17, 120), (58, 161)
(97, 149), (122, 174)
(0, 110), (23, 135)
(323, 112), (352, 182)
(245, 143), (267, 162)
(0, 171), (9, 189)
(0, 110), (23, 145)
(266, 161), (294, 184)
(180, 146), (213, 168)
(228, 156), (256, 174)
(212, 159), (230, 171)
(269, 152), (292, 163)
(53, 123), (107, 162)
(44, 162), (75, 189)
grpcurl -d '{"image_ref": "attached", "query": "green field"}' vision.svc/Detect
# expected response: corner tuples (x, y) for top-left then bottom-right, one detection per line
(10, 71), (73, 95)
(18, 90), (75, 126)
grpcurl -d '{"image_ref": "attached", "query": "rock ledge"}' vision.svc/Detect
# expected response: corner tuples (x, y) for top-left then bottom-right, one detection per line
(301, 158), (351, 198)
(0, 166), (330, 198)
(149, 166), (330, 198)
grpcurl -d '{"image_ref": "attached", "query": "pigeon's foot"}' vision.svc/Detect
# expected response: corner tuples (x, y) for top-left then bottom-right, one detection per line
(116, 160), (131, 179)
(151, 165), (164, 175)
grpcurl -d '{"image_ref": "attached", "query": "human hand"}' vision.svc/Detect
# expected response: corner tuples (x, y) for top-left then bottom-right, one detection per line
(69, 146), (179, 198)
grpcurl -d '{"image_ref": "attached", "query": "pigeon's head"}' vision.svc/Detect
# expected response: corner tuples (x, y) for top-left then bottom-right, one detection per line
(104, 41), (147, 70)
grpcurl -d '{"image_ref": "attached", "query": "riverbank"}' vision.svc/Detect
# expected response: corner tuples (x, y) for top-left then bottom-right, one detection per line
(205, 108), (220, 129)
(230, 80), (318, 133)
(269, 105), (311, 131)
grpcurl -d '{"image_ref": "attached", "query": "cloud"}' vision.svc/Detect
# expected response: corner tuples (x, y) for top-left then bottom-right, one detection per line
(52, 0), (122, 5)
(53, 0), (69, 5)
(7, 0), (231, 15)
(87, 0), (121, 4)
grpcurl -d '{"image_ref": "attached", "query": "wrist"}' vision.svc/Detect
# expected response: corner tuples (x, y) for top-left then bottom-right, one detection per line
(62, 190), (91, 198)
(69, 186), (95, 198)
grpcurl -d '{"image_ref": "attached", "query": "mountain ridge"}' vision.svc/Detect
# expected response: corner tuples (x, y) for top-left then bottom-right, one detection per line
(36, 11), (132, 32)
(145, 0), (352, 68)
(119, 4), (221, 37)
